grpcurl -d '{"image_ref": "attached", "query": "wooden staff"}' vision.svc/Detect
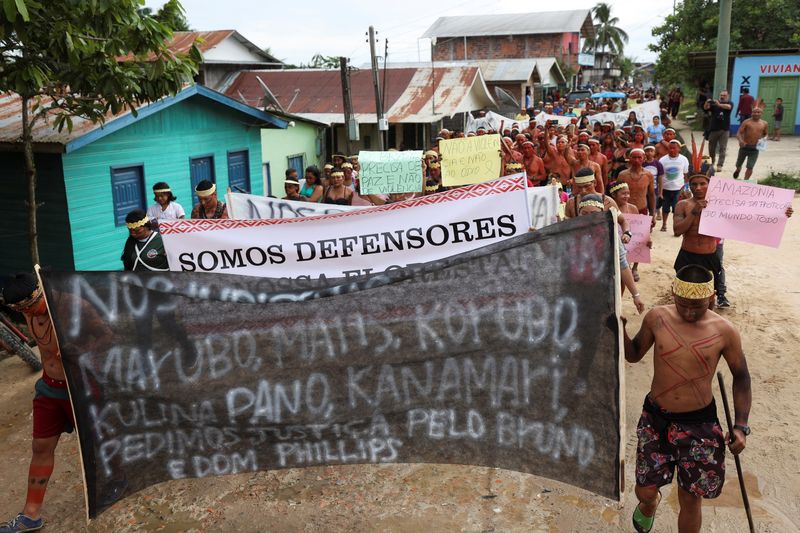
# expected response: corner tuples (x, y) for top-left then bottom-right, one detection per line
(716, 372), (755, 533)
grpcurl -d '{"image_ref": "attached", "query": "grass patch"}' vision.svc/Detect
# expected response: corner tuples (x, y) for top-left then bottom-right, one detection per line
(761, 171), (800, 191)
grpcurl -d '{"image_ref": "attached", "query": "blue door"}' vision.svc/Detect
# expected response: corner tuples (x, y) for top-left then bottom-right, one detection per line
(190, 156), (215, 198)
(111, 165), (145, 225)
(227, 150), (251, 193)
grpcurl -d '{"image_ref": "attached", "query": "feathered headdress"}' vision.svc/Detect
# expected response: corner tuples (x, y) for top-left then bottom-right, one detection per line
(690, 133), (707, 176)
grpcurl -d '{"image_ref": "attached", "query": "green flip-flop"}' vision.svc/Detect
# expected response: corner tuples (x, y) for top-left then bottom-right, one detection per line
(632, 491), (661, 533)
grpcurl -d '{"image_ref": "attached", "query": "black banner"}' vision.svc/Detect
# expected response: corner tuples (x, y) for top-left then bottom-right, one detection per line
(41, 212), (622, 518)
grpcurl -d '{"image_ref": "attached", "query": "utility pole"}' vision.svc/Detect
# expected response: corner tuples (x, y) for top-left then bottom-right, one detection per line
(713, 0), (732, 97)
(339, 56), (354, 156)
(368, 26), (385, 150)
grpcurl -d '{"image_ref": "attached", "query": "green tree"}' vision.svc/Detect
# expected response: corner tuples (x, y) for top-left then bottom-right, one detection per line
(583, 2), (629, 67)
(1, 0), (200, 265)
(649, 0), (800, 87)
(308, 53), (341, 69)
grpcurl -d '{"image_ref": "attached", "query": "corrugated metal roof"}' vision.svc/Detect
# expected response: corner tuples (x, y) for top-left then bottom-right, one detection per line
(119, 30), (281, 64)
(224, 66), (497, 124)
(374, 59), (539, 83)
(0, 85), (287, 150)
(225, 68), (417, 116)
(422, 10), (594, 39)
(369, 58), (566, 87)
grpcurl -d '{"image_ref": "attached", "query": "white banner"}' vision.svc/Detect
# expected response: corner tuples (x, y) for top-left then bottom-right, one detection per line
(161, 176), (531, 279)
(466, 100), (661, 132)
(528, 185), (560, 229)
(226, 192), (364, 219)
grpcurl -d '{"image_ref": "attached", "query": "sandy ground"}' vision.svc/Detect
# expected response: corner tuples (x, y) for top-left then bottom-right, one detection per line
(1, 129), (798, 532)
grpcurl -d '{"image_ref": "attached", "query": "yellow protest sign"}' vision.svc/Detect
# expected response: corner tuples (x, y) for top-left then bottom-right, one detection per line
(440, 134), (502, 186)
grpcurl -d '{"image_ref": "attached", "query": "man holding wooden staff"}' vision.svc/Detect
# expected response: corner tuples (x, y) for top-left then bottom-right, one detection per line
(622, 264), (751, 533)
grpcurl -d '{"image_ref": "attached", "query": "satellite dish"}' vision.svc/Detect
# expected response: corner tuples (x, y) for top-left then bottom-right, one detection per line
(494, 87), (520, 108)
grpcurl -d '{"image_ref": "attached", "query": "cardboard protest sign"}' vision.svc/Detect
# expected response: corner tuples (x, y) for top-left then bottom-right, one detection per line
(624, 214), (652, 263)
(161, 176), (530, 280)
(698, 178), (794, 248)
(440, 134), (502, 186)
(357, 150), (424, 195)
(226, 192), (364, 220)
(41, 212), (623, 519)
(527, 185), (560, 229)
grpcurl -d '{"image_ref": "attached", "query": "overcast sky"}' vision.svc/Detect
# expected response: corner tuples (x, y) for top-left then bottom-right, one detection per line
(147, 0), (675, 66)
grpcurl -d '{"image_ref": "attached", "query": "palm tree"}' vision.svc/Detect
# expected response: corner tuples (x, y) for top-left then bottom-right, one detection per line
(582, 3), (629, 68)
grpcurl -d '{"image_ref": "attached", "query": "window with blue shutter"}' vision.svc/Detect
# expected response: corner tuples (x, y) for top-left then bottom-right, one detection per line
(190, 155), (215, 189)
(287, 154), (305, 176)
(110, 165), (145, 226)
(227, 150), (250, 193)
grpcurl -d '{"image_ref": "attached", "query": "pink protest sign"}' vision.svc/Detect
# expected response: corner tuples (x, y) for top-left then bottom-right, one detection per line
(624, 213), (652, 263)
(699, 178), (794, 248)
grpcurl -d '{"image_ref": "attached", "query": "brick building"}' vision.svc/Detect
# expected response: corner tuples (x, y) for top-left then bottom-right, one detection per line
(422, 10), (594, 87)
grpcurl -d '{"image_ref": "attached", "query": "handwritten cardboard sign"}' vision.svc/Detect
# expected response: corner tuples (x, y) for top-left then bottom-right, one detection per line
(42, 213), (623, 518)
(624, 213), (652, 263)
(699, 178), (793, 248)
(358, 150), (424, 195)
(440, 134), (502, 186)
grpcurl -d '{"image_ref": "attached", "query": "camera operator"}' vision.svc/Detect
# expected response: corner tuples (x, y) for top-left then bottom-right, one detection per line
(703, 90), (733, 172)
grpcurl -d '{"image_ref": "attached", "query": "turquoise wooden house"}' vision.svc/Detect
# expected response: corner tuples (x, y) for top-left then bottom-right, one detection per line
(0, 85), (287, 273)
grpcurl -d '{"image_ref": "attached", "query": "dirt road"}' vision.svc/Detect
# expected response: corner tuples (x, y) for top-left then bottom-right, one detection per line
(1, 131), (797, 532)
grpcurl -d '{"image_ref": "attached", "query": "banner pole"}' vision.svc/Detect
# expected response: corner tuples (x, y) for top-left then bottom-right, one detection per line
(34, 265), (92, 525)
(716, 372), (755, 533)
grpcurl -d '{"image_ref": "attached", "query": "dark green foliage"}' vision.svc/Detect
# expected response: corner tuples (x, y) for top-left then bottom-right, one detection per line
(649, 0), (800, 87)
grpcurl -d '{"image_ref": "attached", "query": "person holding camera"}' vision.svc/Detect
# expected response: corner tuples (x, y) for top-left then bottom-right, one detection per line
(703, 91), (733, 172)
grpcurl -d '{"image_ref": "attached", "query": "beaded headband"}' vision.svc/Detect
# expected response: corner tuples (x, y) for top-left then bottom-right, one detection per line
(153, 188), (171, 193)
(609, 182), (629, 193)
(574, 172), (595, 185)
(3, 285), (43, 310)
(578, 199), (605, 210)
(126, 216), (149, 230)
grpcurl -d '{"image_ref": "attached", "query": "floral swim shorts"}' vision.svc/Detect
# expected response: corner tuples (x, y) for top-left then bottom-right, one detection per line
(635, 396), (726, 498)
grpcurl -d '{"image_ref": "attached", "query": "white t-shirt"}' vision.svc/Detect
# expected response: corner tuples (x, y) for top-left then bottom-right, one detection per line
(659, 154), (689, 192)
(147, 201), (186, 222)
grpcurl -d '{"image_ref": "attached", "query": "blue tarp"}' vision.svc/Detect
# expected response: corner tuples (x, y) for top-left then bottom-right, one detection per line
(591, 91), (626, 99)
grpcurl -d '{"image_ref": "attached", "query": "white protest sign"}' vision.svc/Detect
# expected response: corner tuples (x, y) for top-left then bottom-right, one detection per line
(226, 192), (364, 220)
(161, 176), (531, 279)
(698, 177), (793, 248)
(358, 150), (424, 195)
(527, 185), (560, 229)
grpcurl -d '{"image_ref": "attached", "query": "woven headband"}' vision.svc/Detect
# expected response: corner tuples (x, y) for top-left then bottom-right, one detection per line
(153, 188), (171, 193)
(196, 184), (216, 197)
(574, 173), (595, 185)
(672, 277), (715, 299)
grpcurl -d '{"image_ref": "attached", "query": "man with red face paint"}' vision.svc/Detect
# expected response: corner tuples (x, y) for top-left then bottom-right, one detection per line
(622, 264), (750, 533)
(0, 274), (112, 532)
(520, 141), (546, 185)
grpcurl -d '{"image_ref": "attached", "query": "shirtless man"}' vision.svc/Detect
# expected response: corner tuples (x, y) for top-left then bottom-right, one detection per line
(655, 128), (676, 158)
(673, 174), (726, 306)
(617, 148), (656, 221)
(587, 138), (609, 190)
(733, 107), (768, 180)
(623, 264), (750, 533)
(521, 141), (546, 185)
(674, 173), (792, 308)
(564, 169), (632, 244)
(571, 143), (604, 194)
(543, 131), (575, 189)
(0, 274), (112, 532)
